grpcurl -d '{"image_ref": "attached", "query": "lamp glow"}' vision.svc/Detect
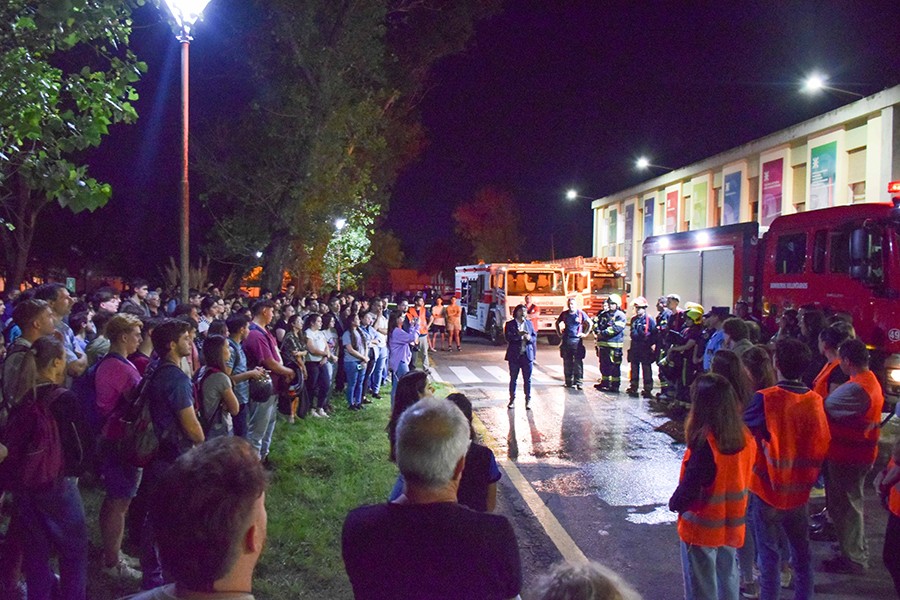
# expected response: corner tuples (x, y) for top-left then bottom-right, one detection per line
(803, 73), (826, 93)
(696, 231), (710, 245)
(566, 189), (578, 200)
(636, 157), (650, 169)
(164, 0), (213, 35)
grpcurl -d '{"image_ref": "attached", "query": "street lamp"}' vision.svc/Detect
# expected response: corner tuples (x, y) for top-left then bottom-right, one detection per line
(801, 73), (864, 98)
(635, 156), (673, 171)
(565, 189), (594, 201)
(335, 218), (347, 291)
(163, 0), (213, 302)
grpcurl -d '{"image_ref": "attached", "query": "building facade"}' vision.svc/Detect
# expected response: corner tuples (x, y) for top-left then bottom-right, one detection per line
(592, 85), (900, 298)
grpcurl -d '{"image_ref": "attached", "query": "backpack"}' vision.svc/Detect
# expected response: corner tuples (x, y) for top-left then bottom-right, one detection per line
(101, 362), (182, 468)
(194, 366), (224, 436)
(71, 353), (133, 438)
(0, 343), (31, 424)
(0, 387), (66, 491)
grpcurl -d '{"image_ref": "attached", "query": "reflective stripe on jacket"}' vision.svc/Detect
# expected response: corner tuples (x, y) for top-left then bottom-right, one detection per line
(827, 370), (883, 466)
(678, 430), (756, 548)
(750, 386), (830, 510)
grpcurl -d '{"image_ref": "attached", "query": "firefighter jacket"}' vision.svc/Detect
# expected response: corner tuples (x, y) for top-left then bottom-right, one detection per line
(594, 309), (626, 348)
(629, 313), (656, 361)
(678, 430), (756, 548)
(825, 370), (884, 466)
(749, 386), (830, 510)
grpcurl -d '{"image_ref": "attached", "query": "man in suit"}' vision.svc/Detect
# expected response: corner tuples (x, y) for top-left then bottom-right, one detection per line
(505, 304), (537, 410)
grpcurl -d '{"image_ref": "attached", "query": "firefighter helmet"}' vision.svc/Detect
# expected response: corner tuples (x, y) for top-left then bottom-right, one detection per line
(632, 296), (648, 308)
(607, 294), (622, 306)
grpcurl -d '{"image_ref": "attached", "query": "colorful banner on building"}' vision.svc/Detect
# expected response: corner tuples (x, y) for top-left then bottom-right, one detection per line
(723, 171), (741, 225)
(761, 158), (783, 226)
(665, 190), (678, 233)
(624, 203), (634, 278)
(692, 181), (708, 229)
(643, 197), (655, 239)
(809, 141), (837, 210)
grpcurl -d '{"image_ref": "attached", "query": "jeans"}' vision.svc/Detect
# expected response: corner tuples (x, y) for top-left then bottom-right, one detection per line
(508, 358), (533, 400)
(680, 541), (739, 600)
(560, 340), (584, 386)
(416, 334), (430, 369)
(344, 360), (365, 407)
(737, 520), (756, 584)
(247, 394), (277, 459)
(749, 493), (813, 600)
(233, 402), (249, 438)
(391, 361), (410, 407)
(368, 348), (387, 394)
(825, 461), (871, 567)
(305, 361), (330, 410)
(139, 459), (171, 590)
(16, 478), (88, 600)
(323, 360), (335, 394)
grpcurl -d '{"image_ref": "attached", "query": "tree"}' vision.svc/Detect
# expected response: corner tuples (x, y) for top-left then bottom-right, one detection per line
(453, 186), (522, 262)
(0, 0), (145, 286)
(196, 0), (500, 292)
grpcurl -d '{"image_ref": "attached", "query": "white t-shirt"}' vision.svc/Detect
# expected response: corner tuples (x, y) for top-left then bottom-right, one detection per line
(305, 329), (328, 363)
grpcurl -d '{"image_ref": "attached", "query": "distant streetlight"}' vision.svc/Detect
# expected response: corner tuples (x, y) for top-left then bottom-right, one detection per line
(335, 218), (347, 291)
(565, 189), (594, 201)
(802, 73), (864, 98)
(635, 156), (673, 171)
(163, 0), (214, 302)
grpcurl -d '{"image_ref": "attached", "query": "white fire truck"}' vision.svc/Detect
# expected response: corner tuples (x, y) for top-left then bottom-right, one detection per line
(454, 262), (568, 344)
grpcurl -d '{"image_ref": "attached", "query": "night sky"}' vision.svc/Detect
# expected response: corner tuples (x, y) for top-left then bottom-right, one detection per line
(44, 0), (900, 280)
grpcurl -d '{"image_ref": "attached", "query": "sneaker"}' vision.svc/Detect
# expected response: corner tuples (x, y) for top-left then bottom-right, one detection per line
(320, 408), (330, 418)
(575, 384), (583, 390)
(780, 566), (792, 588)
(740, 581), (759, 598)
(119, 551), (140, 568)
(101, 560), (142, 581)
(311, 409), (323, 418)
(507, 399), (515, 409)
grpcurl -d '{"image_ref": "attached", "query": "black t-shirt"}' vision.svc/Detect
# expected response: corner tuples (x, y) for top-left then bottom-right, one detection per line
(342, 502), (521, 600)
(457, 443), (501, 513)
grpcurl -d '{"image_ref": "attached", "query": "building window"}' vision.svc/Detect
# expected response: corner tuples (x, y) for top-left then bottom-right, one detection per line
(792, 164), (807, 210)
(850, 181), (866, 203)
(775, 233), (807, 274)
(847, 148), (866, 203)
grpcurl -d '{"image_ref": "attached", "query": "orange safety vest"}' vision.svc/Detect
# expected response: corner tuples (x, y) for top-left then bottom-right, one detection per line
(750, 385), (830, 510)
(826, 370), (884, 466)
(678, 430), (756, 548)
(812, 359), (840, 400)
(407, 307), (428, 335)
(888, 459), (900, 518)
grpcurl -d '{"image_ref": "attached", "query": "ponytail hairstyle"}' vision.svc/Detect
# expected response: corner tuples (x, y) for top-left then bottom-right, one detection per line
(686, 373), (747, 454)
(9, 335), (66, 403)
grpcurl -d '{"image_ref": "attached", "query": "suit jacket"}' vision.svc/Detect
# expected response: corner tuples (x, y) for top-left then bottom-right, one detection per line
(504, 319), (537, 363)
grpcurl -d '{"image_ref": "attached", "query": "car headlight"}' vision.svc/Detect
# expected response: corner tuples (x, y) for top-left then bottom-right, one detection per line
(889, 369), (900, 385)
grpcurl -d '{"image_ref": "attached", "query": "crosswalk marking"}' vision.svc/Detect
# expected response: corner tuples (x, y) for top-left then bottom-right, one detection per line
(429, 368), (444, 383)
(584, 364), (602, 376)
(482, 366), (509, 382)
(544, 364), (564, 375)
(449, 366), (480, 384)
(531, 367), (554, 382)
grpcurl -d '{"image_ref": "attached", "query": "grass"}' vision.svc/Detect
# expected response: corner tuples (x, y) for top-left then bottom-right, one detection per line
(83, 390), (409, 599)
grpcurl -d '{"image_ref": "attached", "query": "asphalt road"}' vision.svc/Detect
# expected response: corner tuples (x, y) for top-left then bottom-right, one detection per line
(422, 334), (899, 600)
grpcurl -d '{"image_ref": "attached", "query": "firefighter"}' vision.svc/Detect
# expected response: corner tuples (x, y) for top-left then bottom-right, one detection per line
(593, 294), (626, 393)
(654, 296), (673, 400)
(625, 296), (656, 398)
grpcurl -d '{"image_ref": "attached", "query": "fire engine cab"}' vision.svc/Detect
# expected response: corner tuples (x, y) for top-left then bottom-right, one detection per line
(455, 263), (567, 344)
(643, 189), (900, 405)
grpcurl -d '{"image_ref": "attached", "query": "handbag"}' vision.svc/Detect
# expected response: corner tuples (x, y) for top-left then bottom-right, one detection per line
(249, 373), (274, 403)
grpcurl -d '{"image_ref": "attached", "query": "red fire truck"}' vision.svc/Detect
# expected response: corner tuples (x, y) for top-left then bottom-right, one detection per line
(539, 256), (628, 313)
(642, 194), (900, 404)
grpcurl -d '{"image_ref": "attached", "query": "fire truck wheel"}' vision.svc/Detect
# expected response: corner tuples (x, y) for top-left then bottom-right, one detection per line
(489, 320), (504, 346)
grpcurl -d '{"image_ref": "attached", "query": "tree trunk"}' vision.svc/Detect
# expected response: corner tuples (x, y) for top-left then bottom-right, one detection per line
(260, 231), (291, 293)
(1, 178), (40, 289)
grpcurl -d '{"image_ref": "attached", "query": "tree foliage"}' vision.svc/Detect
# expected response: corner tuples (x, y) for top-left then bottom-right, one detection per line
(196, 0), (500, 292)
(0, 0), (146, 285)
(453, 186), (522, 263)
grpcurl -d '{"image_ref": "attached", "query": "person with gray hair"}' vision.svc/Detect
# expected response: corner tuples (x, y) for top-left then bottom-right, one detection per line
(342, 397), (522, 600)
(532, 560), (642, 600)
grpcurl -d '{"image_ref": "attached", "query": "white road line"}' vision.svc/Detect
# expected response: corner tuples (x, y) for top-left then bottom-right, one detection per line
(472, 414), (588, 566)
(429, 369), (444, 383)
(482, 365), (509, 382)
(584, 364), (601, 375)
(531, 367), (554, 382)
(544, 364), (564, 374)
(449, 366), (480, 384)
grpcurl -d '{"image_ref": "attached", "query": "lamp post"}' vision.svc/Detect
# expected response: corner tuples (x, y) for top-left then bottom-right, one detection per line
(335, 218), (347, 291)
(565, 189), (595, 201)
(635, 156), (673, 171)
(802, 73), (865, 98)
(163, 0), (213, 302)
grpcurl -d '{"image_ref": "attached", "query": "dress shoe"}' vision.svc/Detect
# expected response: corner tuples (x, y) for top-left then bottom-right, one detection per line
(809, 521), (837, 541)
(507, 398), (515, 409)
(594, 382), (606, 390)
(525, 398), (531, 410)
(822, 555), (866, 575)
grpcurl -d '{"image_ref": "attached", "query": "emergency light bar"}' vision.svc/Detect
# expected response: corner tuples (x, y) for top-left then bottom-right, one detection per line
(889, 180), (900, 194)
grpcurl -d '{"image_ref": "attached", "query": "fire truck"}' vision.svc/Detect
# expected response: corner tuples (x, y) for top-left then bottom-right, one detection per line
(454, 262), (567, 344)
(642, 191), (900, 404)
(543, 255), (628, 313)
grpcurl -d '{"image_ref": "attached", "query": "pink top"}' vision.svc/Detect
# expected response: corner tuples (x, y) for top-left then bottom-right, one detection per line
(94, 354), (141, 418)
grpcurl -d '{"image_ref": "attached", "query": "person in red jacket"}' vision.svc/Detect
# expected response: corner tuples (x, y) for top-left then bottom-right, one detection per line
(670, 373), (756, 600)
(742, 338), (830, 600)
(821, 338), (884, 574)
